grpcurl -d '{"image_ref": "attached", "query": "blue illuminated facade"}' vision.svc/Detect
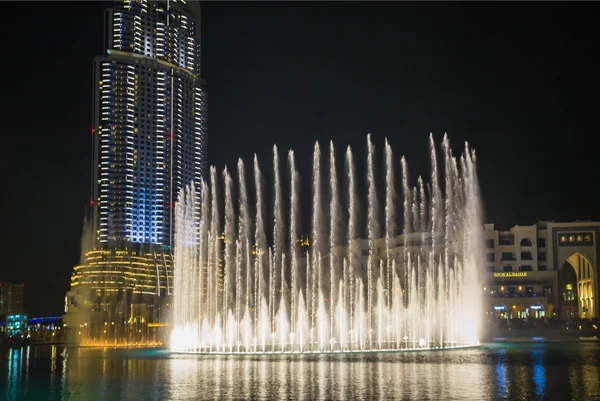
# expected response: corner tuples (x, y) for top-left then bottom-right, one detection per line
(5, 314), (28, 337)
(91, 0), (207, 246)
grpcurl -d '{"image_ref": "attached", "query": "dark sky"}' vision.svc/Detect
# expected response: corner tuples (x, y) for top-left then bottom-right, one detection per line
(1, 2), (598, 316)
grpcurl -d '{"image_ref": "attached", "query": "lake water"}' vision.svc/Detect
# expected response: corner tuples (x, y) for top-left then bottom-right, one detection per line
(1, 342), (599, 400)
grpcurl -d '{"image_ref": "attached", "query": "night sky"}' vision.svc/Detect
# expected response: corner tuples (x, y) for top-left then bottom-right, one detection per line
(1, 2), (598, 316)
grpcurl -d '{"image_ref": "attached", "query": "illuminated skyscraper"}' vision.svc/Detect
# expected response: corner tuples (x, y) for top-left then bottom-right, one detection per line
(92, 0), (207, 246)
(65, 0), (207, 344)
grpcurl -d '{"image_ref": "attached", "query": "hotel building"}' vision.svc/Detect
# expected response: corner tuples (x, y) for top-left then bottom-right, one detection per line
(482, 221), (598, 321)
(64, 0), (207, 344)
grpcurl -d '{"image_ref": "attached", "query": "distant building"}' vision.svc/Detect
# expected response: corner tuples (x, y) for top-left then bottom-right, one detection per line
(483, 221), (598, 321)
(64, 0), (208, 345)
(1, 316), (67, 343)
(27, 316), (66, 344)
(4, 314), (28, 337)
(0, 282), (25, 315)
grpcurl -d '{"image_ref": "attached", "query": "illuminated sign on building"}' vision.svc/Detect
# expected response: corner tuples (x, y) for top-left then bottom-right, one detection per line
(493, 272), (528, 278)
(530, 304), (544, 311)
(494, 305), (505, 311)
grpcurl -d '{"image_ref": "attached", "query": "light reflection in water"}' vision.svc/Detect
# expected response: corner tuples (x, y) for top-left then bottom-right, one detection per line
(583, 363), (600, 399)
(24, 347), (30, 381)
(426, 361), (434, 399)
(227, 358), (235, 399)
(409, 360), (418, 399)
(1, 344), (599, 400)
(338, 358), (346, 400)
(495, 348), (509, 399)
(50, 345), (57, 394)
(568, 362), (579, 400)
(6, 348), (18, 400)
(532, 349), (546, 399)
(60, 348), (67, 400)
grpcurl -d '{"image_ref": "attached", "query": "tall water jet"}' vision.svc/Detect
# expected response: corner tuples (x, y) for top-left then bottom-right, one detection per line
(345, 146), (358, 350)
(462, 144), (483, 345)
(401, 156), (410, 307)
(209, 167), (221, 332)
(278, 253), (288, 352)
(417, 177), (426, 340)
(171, 134), (483, 354)
(384, 138), (395, 342)
(253, 155), (267, 351)
(366, 134), (380, 348)
(329, 140), (341, 350)
(311, 142), (323, 344)
(223, 167), (235, 349)
(442, 134), (453, 346)
(273, 145), (285, 315)
(268, 247), (275, 349)
(237, 158), (252, 348)
(428, 135), (441, 345)
(198, 180), (210, 329)
(288, 150), (299, 348)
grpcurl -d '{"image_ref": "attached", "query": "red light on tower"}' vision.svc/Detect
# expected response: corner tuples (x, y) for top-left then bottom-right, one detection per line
(91, 127), (96, 134)
(169, 203), (174, 209)
(90, 199), (95, 206)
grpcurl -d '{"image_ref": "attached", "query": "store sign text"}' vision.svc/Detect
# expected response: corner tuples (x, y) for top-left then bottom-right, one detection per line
(493, 272), (528, 278)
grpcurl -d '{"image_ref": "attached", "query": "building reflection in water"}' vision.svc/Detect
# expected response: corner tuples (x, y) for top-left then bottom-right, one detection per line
(1, 345), (600, 400)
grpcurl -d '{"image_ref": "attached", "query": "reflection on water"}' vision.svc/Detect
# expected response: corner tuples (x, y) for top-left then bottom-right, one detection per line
(1, 343), (599, 400)
(496, 348), (508, 399)
(532, 349), (545, 399)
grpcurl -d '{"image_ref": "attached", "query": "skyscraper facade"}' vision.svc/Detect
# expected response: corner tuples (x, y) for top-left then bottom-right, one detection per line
(65, 0), (207, 344)
(93, 0), (207, 245)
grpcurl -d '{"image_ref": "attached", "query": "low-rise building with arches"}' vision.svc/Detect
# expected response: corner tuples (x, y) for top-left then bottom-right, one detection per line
(483, 221), (598, 322)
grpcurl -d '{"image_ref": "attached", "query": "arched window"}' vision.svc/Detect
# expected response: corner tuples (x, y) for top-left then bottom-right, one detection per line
(520, 238), (533, 247)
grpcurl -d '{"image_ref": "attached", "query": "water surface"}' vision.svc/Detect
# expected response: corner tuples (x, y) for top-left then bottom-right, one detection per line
(1, 342), (599, 400)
